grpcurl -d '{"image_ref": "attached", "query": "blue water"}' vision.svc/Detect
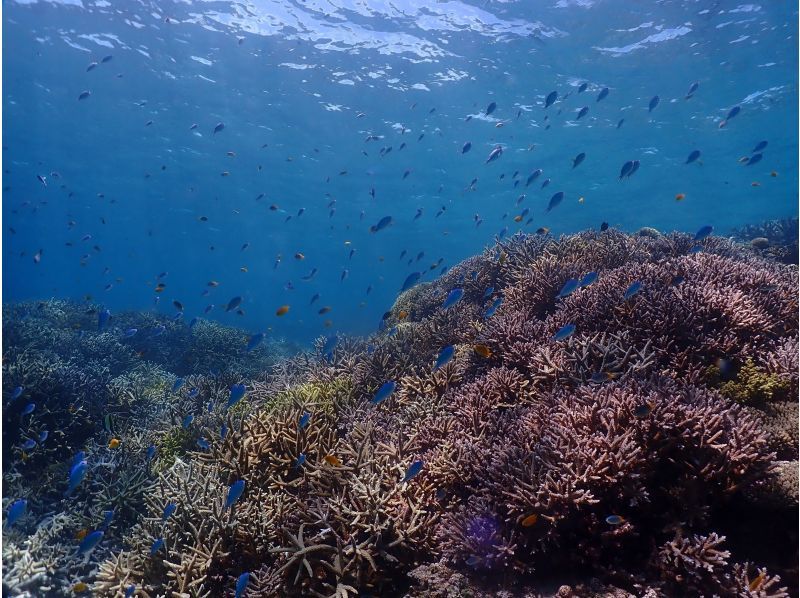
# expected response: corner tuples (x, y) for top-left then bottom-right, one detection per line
(4, 0), (797, 345)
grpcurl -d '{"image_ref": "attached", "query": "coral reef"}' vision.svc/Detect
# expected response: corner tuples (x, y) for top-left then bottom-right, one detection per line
(3, 228), (797, 597)
(731, 217), (799, 265)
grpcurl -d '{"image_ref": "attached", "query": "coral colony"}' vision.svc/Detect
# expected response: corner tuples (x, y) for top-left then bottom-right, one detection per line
(2, 226), (798, 597)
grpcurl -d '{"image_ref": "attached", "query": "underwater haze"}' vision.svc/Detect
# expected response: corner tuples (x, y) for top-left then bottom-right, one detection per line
(3, 0), (798, 344)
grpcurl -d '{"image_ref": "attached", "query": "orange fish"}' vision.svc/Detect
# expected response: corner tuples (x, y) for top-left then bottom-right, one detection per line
(324, 454), (343, 467)
(108, 438), (121, 449)
(473, 344), (492, 358)
(276, 305), (290, 316)
(398, 310), (409, 320)
(75, 528), (89, 541)
(749, 572), (767, 591)
(521, 514), (538, 527)
(513, 215), (523, 222)
(675, 193), (685, 201)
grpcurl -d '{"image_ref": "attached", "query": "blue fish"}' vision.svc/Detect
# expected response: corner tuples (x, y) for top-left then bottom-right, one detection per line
(746, 153), (763, 166)
(38, 430), (49, 442)
(299, 411), (311, 429)
(686, 150), (701, 164)
(434, 345), (455, 370)
(546, 191), (565, 212)
(752, 140), (768, 153)
(553, 324), (576, 341)
(146, 445), (157, 461)
(483, 297), (503, 319)
(623, 281), (643, 300)
(21, 439), (36, 450)
(196, 438), (210, 450)
(172, 378), (185, 393)
(98, 309), (111, 331)
(152, 325), (166, 337)
(235, 572), (250, 598)
(189, 317), (199, 329)
(545, 90), (558, 108)
(6, 499), (27, 528)
(123, 328), (138, 338)
(246, 333), (264, 351)
(225, 480), (245, 509)
(182, 414), (193, 428)
(580, 272), (598, 287)
(557, 278), (579, 299)
(102, 510), (114, 529)
(597, 87), (609, 102)
(619, 160), (634, 179)
(72, 451), (86, 467)
(11, 386), (23, 400)
(401, 272), (422, 292)
(225, 296), (243, 312)
(125, 586), (135, 598)
(162, 503), (177, 521)
(77, 530), (104, 555)
(525, 169), (542, 187)
(294, 453), (307, 470)
(483, 286), (494, 299)
(206, 400), (213, 413)
(220, 424), (228, 439)
(150, 537), (164, 555)
(66, 460), (88, 497)
(188, 388), (199, 399)
(227, 384), (246, 409)
(461, 141), (472, 154)
(442, 288), (464, 309)
(401, 459), (424, 483)
(689, 244), (703, 254)
(21, 403), (35, 416)
(372, 381), (397, 405)
(648, 95), (660, 112)
(694, 225), (713, 241)
(370, 216), (393, 233)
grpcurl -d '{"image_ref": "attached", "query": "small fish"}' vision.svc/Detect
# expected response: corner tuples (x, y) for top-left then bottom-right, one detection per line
(246, 333), (264, 351)
(401, 272), (422, 292)
(21, 439), (36, 450)
(546, 191), (565, 213)
(483, 287), (495, 299)
(442, 288), (464, 309)
(10, 386), (23, 401)
(125, 585), (135, 598)
(147, 445), (157, 461)
(401, 459), (423, 483)
(78, 90), (91, 100)
(123, 328), (138, 338)
(473, 344), (492, 358)
(372, 381), (397, 405)
(600, 222), (609, 231)
(719, 105), (741, 128)
(182, 414), (193, 428)
(72, 582), (89, 593)
(318, 306), (332, 315)
(485, 101), (497, 115)
(686, 150), (701, 164)
(196, 438), (210, 450)
(162, 503), (177, 521)
(299, 411), (311, 429)
(21, 402), (35, 416)
(627, 160), (640, 178)
(675, 193), (686, 201)
(617, 118), (625, 129)
(225, 480), (245, 509)
(623, 281), (643, 300)
(483, 296), (503, 319)
(557, 278), (579, 299)
(275, 305), (290, 316)
(597, 87), (609, 102)
(108, 438), (121, 449)
(553, 324), (576, 341)
(213, 122), (225, 134)
(545, 90), (558, 108)
(172, 378), (185, 393)
(670, 275), (685, 286)
(322, 335), (338, 360)
(521, 514), (538, 527)
(694, 225), (713, 241)
(576, 106), (589, 120)
(525, 169), (542, 187)
(578, 82), (588, 93)
(434, 345), (455, 370)
(150, 537), (164, 555)
(225, 296), (242, 312)
(324, 454), (343, 467)
(227, 384), (246, 409)
(39, 430), (49, 442)
(370, 216), (393, 233)
(461, 141), (472, 154)
(572, 152), (586, 168)
(752, 140), (768, 153)
(580, 272), (598, 287)
(685, 81), (699, 99)
(485, 145), (503, 164)
(632, 403), (652, 418)
(220, 424), (228, 440)
(76, 530), (104, 555)
(235, 572), (250, 598)
(5, 499), (27, 528)
(605, 515), (625, 525)
(648, 95), (659, 112)
(619, 160), (634, 179)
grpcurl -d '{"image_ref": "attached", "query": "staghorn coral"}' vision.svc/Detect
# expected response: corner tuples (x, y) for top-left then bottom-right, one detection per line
(4, 228), (798, 597)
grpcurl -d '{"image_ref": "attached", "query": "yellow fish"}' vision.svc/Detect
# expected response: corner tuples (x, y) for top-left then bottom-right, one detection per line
(276, 305), (290, 316)
(473, 344), (492, 358)
(72, 582), (89, 593)
(521, 514), (538, 527)
(324, 454), (343, 467)
(108, 438), (121, 449)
